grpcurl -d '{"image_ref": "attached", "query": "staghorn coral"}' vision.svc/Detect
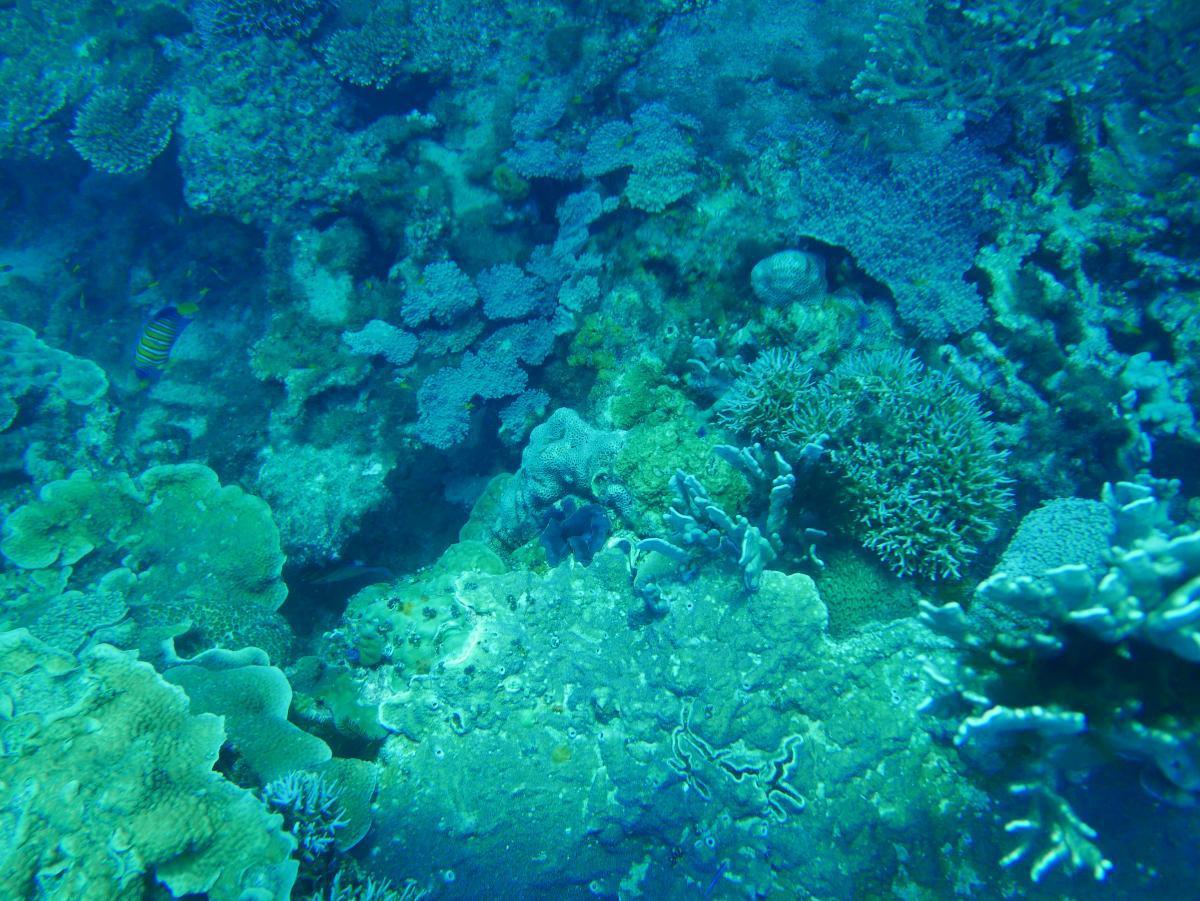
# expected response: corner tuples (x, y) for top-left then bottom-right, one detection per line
(320, 15), (409, 89)
(853, 0), (1126, 133)
(263, 770), (350, 864)
(720, 349), (1011, 580)
(176, 36), (389, 225)
(193, 0), (330, 42)
(321, 0), (500, 88)
(715, 349), (821, 453)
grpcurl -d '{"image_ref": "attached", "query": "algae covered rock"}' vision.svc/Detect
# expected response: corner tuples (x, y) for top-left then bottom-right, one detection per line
(0, 629), (297, 900)
(336, 539), (506, 675)
(256, 442), (393, 566)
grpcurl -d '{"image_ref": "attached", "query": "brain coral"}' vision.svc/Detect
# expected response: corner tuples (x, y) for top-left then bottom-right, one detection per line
(750, 250), (827, 308)
(0, 629), (297, 900)
(995, 497), (1114, 580)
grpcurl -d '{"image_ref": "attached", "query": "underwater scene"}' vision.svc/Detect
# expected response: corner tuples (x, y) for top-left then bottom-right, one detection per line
(2, 0), (1200, 898)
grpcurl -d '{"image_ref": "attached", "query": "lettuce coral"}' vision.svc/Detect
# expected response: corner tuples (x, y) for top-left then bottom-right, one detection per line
(0, 629), (297, 900)
(165, 652), (332, 783)
(1, 464), (291, 661)
(1, 320), (107, 431)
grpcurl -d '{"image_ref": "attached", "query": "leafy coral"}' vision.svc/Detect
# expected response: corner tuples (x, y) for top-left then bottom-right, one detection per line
(2, 464), (291, 660)
(0, 629), (297, 900)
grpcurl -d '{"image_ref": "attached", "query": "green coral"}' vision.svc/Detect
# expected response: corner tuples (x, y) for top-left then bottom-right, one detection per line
(814, 546), (921, 638)
(165, 650), (333, 784)
(615, 397), (749, 534)
(721, 349), (1012, 580)
(1, 464), (291, 660)
(0, 629), (297, 900)
(0, 320), (108, 433)
(1, 470), (138, 570)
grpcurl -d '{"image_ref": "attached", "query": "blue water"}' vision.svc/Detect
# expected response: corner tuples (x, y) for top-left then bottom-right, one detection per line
(1, 1), (1198, 898)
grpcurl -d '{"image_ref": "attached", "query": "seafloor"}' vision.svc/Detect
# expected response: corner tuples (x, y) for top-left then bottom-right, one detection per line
(1, 1), (1199, 899)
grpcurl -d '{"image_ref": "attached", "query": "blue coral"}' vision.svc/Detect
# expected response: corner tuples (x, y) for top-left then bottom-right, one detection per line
(476, 264), (544, 321)
(193, 0), (329, 42)
(583, 104), (698, 212)
(402, 261), (479, 328)
(752, 121), (997, 338)
(416, 350), (528, 449)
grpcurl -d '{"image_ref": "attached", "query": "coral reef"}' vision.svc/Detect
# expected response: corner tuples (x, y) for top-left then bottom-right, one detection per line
(3, 0), (1199, 894)
(920, 478), (1200, 882)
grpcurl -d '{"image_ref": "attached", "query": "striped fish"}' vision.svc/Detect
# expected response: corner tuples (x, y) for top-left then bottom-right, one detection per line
(134, 302), (197, 380)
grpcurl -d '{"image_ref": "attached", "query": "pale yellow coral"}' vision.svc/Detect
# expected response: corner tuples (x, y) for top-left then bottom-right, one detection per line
(0, 630), (297, 900)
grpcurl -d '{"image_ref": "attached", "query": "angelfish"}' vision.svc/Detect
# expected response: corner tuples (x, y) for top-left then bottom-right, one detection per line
(134, 302), (198, 380)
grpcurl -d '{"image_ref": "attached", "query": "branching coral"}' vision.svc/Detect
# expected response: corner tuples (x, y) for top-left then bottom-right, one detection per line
(853, 0), (1126, 132)
(321, 0), (500, 88)
(583, 103), (699, 212)
(263, 771), (350, 864)
(69, 86), (178, 174)
(193, 0), (329, 42)
(720, 349), (1011, 580)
